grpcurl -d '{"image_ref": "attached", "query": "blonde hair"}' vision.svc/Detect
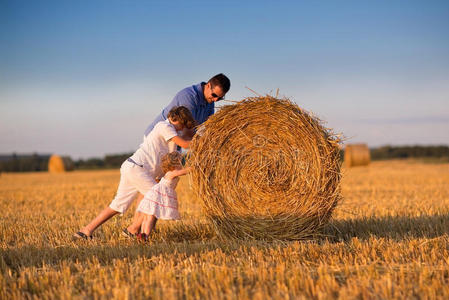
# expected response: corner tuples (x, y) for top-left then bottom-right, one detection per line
(161, 152), (183, 173)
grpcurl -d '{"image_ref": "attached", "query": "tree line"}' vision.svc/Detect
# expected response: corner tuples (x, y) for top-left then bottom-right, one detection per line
(0, 153), (133, 172)
(1, 145), (449, 172)
(370, 145), (449, 160)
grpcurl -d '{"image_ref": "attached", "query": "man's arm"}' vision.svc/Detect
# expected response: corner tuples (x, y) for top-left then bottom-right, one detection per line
(170, 91), (197, 119)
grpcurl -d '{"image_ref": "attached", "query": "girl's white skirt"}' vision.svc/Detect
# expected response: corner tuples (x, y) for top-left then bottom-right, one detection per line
(137, 180), (180, 220)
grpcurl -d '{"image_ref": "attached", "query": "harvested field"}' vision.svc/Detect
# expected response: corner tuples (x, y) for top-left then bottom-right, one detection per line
(1, 160), (449, 299)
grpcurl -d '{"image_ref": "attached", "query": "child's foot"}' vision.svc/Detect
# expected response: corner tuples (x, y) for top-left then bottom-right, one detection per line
(137, 233), (148, 242)
(72, 231), (92, 241)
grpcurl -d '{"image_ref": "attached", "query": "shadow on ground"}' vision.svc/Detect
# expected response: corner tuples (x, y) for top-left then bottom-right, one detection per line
(323, 213), (449, 242)
(1, 221), (274, 273)
(3, 213), (449, 273)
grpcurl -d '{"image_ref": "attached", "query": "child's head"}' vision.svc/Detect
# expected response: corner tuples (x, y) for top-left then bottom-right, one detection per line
(161, 152), (183, 173)
(167, 106), (196, 130)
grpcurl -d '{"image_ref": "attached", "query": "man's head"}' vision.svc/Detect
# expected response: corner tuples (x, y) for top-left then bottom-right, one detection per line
(204, 73), (231, 104)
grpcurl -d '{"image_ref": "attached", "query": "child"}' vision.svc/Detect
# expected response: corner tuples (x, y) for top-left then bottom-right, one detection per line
(135, 151), (190, 241)
(73, 106), (195, 240)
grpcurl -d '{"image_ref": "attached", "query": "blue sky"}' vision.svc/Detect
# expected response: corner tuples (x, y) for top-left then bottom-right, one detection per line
(1, 0), (448, 158)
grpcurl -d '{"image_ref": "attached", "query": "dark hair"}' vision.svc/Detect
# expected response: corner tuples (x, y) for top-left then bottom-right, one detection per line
(161, 152), (183, 173)
(167, 106), (196, 129)
(208, 73), (231, 93)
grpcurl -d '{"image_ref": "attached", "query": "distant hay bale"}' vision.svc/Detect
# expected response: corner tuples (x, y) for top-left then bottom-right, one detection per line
(48, 155), (74, 173)
(188, 96), (342, 240)
(344, 144), (371, 167)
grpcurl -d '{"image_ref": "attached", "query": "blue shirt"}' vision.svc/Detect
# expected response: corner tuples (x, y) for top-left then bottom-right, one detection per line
(144, 82), (214, 136)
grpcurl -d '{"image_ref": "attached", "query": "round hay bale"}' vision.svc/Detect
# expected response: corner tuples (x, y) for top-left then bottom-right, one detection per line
(188, 96), (342, 240)
(344, 144), (370, 167)
(48, 154), (74, 173)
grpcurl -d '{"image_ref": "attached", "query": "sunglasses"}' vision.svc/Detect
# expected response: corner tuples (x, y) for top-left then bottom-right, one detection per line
(210, 84), (225, 100)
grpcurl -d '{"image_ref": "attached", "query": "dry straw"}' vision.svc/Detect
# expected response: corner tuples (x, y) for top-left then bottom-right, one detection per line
(188, 96), (342, 240)
(344, 144), (371, 167)
(48, 154), (74, 173)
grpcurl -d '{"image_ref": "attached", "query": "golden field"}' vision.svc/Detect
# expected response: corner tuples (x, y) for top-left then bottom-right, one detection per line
(1, 160), (449, 299)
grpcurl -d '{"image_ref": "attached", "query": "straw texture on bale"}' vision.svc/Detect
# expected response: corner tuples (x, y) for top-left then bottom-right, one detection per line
(188, 96), (342, 240)
(48, 155), (74, 173)
(344, 144), (371, 167)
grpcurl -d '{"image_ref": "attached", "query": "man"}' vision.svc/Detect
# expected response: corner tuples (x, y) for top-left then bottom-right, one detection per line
(73, 73), (230, 240)
(145, 73), (230, 135)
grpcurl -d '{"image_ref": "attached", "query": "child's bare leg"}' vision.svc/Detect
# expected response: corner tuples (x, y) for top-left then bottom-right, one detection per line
(141, 215), (158, 235)
(141, 214), (150, 235)
(126, 193), (145, 234)
(127, 212), (144, 234)
(79, 207), (119, 236)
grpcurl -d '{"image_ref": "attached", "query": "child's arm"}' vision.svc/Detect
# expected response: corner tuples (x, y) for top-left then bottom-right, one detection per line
(170, 136), (191, 149)
(165, 167), (191, 180)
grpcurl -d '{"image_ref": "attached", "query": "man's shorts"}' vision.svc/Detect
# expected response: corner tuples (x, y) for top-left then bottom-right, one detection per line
(109, 160), (157, 214)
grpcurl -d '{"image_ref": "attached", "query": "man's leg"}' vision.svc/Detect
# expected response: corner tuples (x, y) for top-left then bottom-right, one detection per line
(79, 207), (119, 237)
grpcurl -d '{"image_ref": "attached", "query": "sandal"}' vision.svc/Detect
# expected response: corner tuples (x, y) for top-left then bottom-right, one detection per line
(72, 231), (92, 241)
(122, 228), (137, 239)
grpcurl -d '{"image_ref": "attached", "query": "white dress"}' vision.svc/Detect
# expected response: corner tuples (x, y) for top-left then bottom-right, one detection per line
(137, 176), (180, 220)
(109, 120), (178, 214)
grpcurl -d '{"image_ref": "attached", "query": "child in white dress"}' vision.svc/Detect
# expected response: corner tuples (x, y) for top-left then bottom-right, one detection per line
(136, 151), (190, 241)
